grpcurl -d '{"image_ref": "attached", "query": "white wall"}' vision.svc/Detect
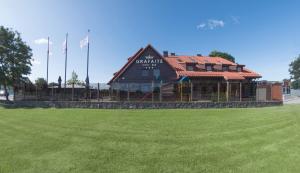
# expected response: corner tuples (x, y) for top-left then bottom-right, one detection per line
(291, 89), (300, 97)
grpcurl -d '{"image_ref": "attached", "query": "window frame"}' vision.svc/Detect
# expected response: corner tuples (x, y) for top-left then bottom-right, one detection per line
(186, 65), (194, 71)
(222, 66), (229, 71)
(153, 68), (160, 79)
(206, 65), (212, 71)
(237, 67), (242, 72)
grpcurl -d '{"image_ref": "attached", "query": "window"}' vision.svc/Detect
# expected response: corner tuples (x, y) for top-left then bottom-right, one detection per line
(187, 65), (194, 71)
(141, 84), (151, 92)
(222, 66), (229, 71)
(153, 69), (160, 79)
(206, 65), (212, 71)
(142, 70), (149, 77)
(237, 67), (242, 72)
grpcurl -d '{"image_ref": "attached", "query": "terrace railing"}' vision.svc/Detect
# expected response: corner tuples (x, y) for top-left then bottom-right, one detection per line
(9, 81), (268, 102)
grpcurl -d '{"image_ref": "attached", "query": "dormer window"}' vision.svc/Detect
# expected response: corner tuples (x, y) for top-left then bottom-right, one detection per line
(237, 67), (242, 72)
(222, 66), (229, 71)
(187, 65), (194, 71)
(206, 65), (212, 71)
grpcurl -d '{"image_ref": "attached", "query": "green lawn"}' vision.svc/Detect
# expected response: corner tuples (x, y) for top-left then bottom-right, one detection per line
(0, 105), (300, 173)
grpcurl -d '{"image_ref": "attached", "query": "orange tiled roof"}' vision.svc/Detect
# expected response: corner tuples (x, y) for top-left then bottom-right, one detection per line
(167, 55), (237, 65)
(109, 45), (262, 83)
(164, 55), (261, 80)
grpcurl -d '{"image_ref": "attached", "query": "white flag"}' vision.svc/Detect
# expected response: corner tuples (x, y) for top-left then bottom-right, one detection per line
(80, 35), (89, 49)
(62, 39), (67, 53)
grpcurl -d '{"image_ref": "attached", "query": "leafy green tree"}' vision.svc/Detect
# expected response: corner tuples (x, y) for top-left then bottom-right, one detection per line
(291, 80), (300, 89)
(48, 82), (58, 87)
(35, 78), (48, 90)
(289, 55), (300, 81)
(209, 50), (235, 63)
(67, 71), (84, 85)
(0, 26), (32, 100)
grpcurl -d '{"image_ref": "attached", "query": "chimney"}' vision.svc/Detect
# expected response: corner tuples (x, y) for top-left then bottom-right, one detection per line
(163, 51), (168, 57)
(170, 52), (176, 56)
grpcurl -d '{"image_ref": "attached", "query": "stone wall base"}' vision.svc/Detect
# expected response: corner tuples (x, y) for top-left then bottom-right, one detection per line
(1, 101), (283, 109)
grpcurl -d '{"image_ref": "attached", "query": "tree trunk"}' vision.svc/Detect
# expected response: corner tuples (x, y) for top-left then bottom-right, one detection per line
(13, 85), (16, 101)
(3, 83), (9, 101)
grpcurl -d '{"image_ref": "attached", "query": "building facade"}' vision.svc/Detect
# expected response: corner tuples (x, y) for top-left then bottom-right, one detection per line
(108, 45), (261, 102)
(282, 79), (291, 94)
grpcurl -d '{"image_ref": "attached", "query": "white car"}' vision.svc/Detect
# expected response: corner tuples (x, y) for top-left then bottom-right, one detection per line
(0, 90), (8, 97)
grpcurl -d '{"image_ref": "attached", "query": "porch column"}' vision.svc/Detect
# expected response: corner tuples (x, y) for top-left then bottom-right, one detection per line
(199, 84), (201, 100)
(160, 80), (163, 102)
(108, 86), (111, 101)
(127, 83), (130, 101)
(226, 81), (229, 102)
(239, 82), (242, 102)
(117, 83), (121, 101)
(190, 81), (193, 102)
(152, 81), (154, 102)
(217, 82), (220, 102)
(180, 82), (183, 102)
(97, 83), (100, 101)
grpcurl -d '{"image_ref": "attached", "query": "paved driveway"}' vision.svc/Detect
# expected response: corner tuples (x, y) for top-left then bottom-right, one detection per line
(284, 95), (300, 104)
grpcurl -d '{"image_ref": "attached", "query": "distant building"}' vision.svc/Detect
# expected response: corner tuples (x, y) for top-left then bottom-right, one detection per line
(282, 79), (291, 94)
(108, 45), (262, 102)
(256, 81), (283, 101)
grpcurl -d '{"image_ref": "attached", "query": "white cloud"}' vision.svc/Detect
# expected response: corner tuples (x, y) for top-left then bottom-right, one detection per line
(197, 19), (225, 30)
(196, 23), (206, 29)
(207, 19), (225, 29)
(231, 16), (240, 24)
(34, 38), (53, 45)
(31, 57), (41, 65)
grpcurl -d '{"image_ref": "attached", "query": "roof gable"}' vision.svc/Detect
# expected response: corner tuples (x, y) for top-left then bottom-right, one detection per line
(108, 44), (176, 83)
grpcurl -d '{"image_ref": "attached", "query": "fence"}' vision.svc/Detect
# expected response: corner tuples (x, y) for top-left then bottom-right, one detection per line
(13, 83), (109, 101)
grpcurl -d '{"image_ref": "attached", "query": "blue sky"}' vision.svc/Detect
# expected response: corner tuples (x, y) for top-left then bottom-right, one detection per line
(1, 0), (300, 83)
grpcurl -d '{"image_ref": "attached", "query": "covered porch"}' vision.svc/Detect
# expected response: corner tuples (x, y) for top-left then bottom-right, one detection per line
(109, 77), (257, 102)
(175, 77), (257, 102)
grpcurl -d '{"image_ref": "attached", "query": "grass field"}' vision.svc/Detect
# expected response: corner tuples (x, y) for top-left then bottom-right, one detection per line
(0, 105), (300, 173)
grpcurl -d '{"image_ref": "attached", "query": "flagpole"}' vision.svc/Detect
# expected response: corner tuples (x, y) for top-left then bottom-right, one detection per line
(64, 33), (68, 89)
(47, 36), (49, 84)
(85, 30), (90, 89)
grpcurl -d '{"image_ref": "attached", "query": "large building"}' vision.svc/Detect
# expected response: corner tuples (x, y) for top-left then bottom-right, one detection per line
(108, 45), (261, 102)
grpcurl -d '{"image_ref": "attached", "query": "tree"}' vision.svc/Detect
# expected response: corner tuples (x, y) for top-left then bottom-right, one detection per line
(0, 26), (32, 100)
(289, 55), (300, 81)
(35, 78), (47, 90)
(48, 82), (58, 87)
(289, 55), (300, 89)
(67, 71), (84, 85)
(209, 50), (235, 63)
(291, 80), (300, 89)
